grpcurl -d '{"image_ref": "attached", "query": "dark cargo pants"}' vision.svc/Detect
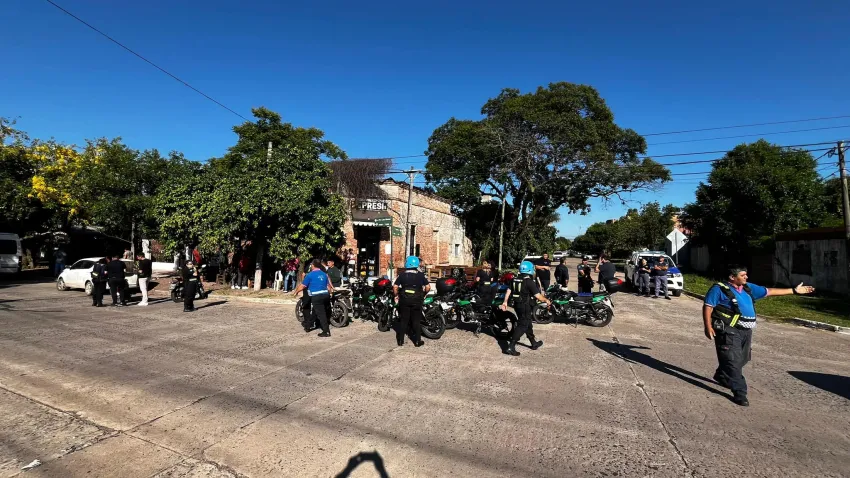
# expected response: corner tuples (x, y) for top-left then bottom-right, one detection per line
(714, 326), (753, 398)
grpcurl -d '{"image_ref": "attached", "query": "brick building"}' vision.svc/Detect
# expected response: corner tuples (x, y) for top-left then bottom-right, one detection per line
(342, 179), (473, 279)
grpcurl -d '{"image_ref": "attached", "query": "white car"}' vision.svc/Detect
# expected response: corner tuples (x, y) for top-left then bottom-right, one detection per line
(553, 251), (568, 261)
(624, 251), (683, 296)
(57, 257), (140, 296)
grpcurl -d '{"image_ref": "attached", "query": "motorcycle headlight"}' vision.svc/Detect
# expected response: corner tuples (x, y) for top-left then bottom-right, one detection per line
(672, 273), (682, 278)
(12, 256), (20, 263)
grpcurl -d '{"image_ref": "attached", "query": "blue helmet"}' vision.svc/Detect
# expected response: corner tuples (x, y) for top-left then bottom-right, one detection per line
(519, 261), (534, 275)
(405, 256), (420, 269)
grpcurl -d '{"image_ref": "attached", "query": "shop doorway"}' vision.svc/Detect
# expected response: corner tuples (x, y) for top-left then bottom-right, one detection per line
(354, 226), (381, 278)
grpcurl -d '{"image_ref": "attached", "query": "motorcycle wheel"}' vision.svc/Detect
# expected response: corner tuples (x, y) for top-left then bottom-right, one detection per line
(377, 310), (392, 332)
(329, 301), (349, 328)
(586, 306), (613, 327)
(532, 303), (556, 324)
(171, 288), (182, 303)
(295, 298), (305, 323)
(422, 307), (446, 340)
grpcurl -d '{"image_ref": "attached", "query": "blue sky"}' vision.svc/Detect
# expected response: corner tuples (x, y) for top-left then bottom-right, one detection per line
(4, 0), (849, 238)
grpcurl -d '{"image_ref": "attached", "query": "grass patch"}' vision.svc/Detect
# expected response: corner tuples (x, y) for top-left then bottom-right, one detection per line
(683, 273), (850, 328)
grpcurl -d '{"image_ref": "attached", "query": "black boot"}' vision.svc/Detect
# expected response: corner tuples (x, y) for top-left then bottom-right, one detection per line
(504, 341), (521, 356)
(527, 335), (543, 350)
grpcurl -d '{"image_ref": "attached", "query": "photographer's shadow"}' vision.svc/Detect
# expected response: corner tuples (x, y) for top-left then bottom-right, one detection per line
(335, 451), (389, 478)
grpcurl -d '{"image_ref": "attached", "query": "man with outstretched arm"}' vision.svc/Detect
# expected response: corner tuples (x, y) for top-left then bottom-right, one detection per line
(703, 265), (814, 407)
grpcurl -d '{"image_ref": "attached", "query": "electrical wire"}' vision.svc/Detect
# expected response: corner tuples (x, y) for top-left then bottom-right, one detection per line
(642, 115), (850, 137)
(44, 0), (250, 121)
(646, 125), (850, 146)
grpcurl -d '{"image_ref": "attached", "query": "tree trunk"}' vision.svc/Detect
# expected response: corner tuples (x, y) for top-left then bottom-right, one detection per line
(254, 244), (264, 291)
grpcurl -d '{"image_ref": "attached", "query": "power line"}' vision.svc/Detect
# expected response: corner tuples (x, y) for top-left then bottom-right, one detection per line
(44, 0), (249, 121)
(642, 115), (850, 137)
(391, 141), (841, 165)
(647, 125), (850, 145)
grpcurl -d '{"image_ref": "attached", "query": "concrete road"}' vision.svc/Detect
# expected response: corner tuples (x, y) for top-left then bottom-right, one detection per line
(0, 278), (848, 477)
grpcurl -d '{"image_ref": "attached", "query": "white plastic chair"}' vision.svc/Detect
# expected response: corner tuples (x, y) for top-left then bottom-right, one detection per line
(273, 270), (284, 291)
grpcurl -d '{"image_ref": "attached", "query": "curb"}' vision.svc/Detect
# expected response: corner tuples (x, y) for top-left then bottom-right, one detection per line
(207, 293), (299, 305)
(682, 290), (848, 335)
(788, 318), (850, 334)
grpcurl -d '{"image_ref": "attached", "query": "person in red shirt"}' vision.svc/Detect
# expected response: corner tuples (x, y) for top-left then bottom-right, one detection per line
(237, 253), (251, 289)
(284, 257), (299, 292)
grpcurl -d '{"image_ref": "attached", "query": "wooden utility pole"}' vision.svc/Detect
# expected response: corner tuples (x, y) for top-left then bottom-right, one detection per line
(497, 187), (506, 271)
(838, 141), (850, 280)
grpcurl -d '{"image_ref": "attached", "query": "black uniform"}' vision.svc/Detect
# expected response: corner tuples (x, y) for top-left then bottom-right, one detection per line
(554, 264), (570, 287)
(534, 257), (552, 290)
(182, 265), (199, 311)
(475, 269), (495, 303)
(509, 274), (542, 355)
(577, 264), (593, 293)
(106, 259), (127, 305)
(597, 261), (616, 289)
(327, 266), (342, 288)
(394, 269), (428, 346)
(90, 262), (108, 306)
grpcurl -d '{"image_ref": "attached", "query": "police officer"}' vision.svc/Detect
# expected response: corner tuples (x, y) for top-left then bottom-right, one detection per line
(295, 259), (334, 337)
(106, 253), (128, 306)
(554, 257), (570, 288)
(393, 256), (430, 347)
(703, 265), (814, 406)
(505, 261), (549, 356)
(577, 256), (593, 294)
(474, 260), (495, 302)
(182, 260), (200, 312)
(90, 258), (108, 307)
(325, 258), (343, 288)
(534, 253), (552, 291)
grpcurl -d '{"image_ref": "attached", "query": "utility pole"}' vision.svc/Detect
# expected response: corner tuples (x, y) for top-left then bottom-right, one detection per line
(403, 169), (419, 258)
(838, 141), (850, 280)
(497, 186), (506, 271)
(253, 142), (273, 290)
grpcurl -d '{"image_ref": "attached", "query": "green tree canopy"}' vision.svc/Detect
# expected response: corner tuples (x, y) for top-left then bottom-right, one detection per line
(571, 202), (678, 257)
(424, 82), (670, 263)
(155, 109), (347, 260)
(681, 140), (827, 264)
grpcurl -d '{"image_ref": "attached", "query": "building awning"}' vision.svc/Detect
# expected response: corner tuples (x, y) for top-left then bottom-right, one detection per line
(351, 210), (393, 227)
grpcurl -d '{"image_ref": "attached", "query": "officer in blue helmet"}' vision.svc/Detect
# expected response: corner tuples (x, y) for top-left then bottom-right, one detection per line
(393, 256), (430, 347)
(506, 261), (550, 356)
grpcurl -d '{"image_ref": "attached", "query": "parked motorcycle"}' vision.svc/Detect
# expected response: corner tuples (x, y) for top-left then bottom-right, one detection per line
(532, 279), (622, 327)
(449, 284), (516, 338)
(295, 290), (350, 328)
(377, 295), (446, 340)
(170, 265), (208, 302)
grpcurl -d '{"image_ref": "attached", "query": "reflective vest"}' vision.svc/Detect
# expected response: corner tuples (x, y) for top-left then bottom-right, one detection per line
(711, 282), (755, 328)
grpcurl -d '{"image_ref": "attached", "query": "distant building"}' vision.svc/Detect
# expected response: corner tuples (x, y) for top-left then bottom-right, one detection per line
(774, 227), (848, 295)
(342, 179), (473, 279)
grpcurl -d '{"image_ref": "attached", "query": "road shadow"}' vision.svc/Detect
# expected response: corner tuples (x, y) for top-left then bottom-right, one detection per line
(587, 338), (730, 399)
(788, 371), (850, 400)
(196, 300), (227, 309)
(335, 451), (390, 478)
(453, 309), (515, 353)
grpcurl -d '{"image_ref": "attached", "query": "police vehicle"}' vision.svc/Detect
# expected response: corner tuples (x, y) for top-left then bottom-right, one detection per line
(624, 250), (684, 296)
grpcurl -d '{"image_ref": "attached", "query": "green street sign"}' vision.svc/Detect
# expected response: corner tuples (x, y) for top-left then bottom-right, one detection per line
(375, 217), (393, 227)
(391, 226), (402, 237)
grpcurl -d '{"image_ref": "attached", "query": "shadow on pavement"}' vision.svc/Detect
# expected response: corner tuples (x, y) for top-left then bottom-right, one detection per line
(335, 451), (390, 478)
(587, 338), (730, 398)
(788, 371), (850, 400)
(197, 300), (227, 309)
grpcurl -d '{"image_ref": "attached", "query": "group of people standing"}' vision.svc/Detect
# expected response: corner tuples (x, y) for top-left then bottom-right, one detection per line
(89, 253), (152, 307)
(633, 256), (672, 299)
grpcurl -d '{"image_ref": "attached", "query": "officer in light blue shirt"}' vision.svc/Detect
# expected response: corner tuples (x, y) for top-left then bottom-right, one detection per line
(295, 259), (335, 337)
(703, 265), (814, 407)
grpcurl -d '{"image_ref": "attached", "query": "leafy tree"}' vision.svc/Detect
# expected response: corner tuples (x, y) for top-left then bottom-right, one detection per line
(155, 109), (348, 289)
(571, 202), (678, 257)
(209, 107), (346, 172)
(681, 140), (826, 266)
(0, 119), (50, 234)
(555, 237), (572, 251)
(425, 82), (670, 264)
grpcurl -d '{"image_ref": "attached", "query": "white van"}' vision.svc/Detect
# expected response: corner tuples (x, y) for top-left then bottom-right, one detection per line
(0, 233), (23, 274)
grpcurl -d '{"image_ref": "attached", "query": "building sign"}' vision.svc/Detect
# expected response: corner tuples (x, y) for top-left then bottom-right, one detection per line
(357, 199), (388, 211)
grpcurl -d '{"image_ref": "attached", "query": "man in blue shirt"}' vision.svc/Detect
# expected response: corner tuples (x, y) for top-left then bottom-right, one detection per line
(295, 259), (335, 337)
(703, 265), (814, 406)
